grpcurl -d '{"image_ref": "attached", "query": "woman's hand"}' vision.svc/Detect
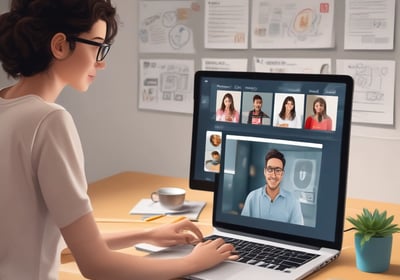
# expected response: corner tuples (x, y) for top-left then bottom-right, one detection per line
(145, 218), (203, 247)
(184, 238), (238, 271)
(144, 219), (238, 272)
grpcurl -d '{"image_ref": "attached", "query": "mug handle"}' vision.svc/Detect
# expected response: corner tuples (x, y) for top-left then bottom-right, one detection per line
(151, 192), (159, 202)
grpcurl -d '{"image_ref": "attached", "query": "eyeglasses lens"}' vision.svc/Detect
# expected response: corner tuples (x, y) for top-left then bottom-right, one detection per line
(266, 167), (283, 175)
(97, 45), (110, 61)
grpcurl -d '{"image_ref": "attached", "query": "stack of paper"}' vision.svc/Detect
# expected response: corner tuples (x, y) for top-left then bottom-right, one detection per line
(129, 199), (206, 221)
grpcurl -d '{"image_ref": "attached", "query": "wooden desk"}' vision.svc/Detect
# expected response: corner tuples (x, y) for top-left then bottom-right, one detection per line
(60, 171), (400, 280)
(86, 171), (214, 224)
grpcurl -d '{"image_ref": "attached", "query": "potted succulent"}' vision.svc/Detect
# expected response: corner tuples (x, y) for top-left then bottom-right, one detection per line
(346, 208), (400, 273)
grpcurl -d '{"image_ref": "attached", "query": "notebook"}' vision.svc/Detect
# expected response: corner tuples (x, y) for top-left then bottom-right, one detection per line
(149, 71), (354, 280)
(129, 198), (206, 221)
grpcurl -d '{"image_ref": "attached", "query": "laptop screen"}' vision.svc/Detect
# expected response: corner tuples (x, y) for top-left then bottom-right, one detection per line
(190, 71), (353, 249)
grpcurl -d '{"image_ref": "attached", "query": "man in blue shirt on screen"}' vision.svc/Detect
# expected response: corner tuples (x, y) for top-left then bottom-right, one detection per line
(241, 149), (304, 225)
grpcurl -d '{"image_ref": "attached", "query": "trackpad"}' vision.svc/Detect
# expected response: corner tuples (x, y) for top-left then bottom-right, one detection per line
(190, 262), (247, 279)
(148, 246), (250, 279)
(149, 246), (284, 280)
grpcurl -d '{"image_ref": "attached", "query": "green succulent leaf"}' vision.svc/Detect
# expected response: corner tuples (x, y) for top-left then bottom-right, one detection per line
(346, 208), (400, 247)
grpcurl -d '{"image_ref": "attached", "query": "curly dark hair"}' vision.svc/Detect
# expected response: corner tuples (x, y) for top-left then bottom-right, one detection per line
(0, 0), (118, 78)
(265, 149), (286, 169)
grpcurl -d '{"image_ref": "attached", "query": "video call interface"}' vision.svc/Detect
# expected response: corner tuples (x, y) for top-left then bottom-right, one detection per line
(190, 71), (352, 242)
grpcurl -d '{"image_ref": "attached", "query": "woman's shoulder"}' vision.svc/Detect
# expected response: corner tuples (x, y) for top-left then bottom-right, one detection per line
(13, 95), (74, 127)
(1, 94), (66, 113)
(27, 95), (69, 116)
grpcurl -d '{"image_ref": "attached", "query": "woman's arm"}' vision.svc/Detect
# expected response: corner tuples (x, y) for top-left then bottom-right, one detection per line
(216, 109), (223, 121)
(101, 218), (203, 250)
(327, 117), (332, 131)
(233, 110), (240, 122)
(61, 212), (236, 280)
(304, 116), (312, 129)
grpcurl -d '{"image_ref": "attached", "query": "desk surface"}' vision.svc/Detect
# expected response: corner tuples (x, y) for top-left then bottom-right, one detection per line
(86, 171), (214, 224)
(60, 171), (400, 280)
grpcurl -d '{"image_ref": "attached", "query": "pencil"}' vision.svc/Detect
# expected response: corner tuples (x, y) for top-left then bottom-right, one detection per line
(144, 214), (165, 222)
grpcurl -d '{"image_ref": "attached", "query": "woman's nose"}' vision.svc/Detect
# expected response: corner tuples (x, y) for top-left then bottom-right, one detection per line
(96, 60), (106, 69)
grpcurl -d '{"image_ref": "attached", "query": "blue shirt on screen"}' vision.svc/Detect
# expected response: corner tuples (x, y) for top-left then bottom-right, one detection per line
(241, 186), (304, 225)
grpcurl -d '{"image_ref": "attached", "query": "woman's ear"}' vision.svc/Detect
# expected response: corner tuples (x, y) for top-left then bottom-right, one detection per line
(51, 33), (69, 60)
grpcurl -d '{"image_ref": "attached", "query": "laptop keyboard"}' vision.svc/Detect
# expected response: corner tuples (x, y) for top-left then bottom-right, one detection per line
(204, 235), (319, 273)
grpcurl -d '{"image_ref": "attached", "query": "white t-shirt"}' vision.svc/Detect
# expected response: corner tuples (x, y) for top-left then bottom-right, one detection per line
(273, 115), (302, 128)
(0, 95), (92, 280)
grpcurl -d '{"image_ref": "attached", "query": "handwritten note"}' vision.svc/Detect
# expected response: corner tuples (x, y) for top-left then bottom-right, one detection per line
(205, 0), (249, 49)
(344, 0), (395, 50)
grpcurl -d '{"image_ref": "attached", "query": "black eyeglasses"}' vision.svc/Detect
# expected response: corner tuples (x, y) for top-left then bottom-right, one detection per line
(265, 167), (284, 175)
(68, 36), (111, 61)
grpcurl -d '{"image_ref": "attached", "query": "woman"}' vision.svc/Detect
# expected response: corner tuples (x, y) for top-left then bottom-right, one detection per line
(273, 96), (301, 128)
(216, 93), (240, 122)
(0, 1), (236, 279)
(304, 97), (332, 131)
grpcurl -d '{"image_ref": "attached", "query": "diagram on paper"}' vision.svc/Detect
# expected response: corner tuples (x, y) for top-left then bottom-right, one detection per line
(139, 59), (194, 114)
(251, 0), (334, 49)
(139, 1), (195, 53)
(336, 59), (395, 125)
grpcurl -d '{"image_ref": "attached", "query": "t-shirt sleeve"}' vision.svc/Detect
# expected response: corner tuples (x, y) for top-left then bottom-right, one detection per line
(31, 109), (92, 228)
(241, 191), (255, 216)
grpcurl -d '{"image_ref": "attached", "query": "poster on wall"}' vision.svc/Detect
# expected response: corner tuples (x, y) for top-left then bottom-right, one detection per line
(336, 59), (395, 125)
(253, 57), (331, 74)
(138, 1), (196, 53)
(251, 0), (334, 49)
(204, 0), (249, 49)
(201, 58), (248, 71)
(344, 0), (395, 50)
(139, 59), (194, 114)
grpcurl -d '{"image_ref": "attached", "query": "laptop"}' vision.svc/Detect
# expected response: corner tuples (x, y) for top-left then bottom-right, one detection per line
(149, 71), (354, 280)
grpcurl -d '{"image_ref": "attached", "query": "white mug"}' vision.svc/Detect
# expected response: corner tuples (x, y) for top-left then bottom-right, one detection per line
(151, 187), (186, 210)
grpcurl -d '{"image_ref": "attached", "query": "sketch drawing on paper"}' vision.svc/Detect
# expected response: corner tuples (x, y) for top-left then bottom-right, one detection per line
(251, 0), (334, 49)
(139, 1), (194, 53)
(348, 62), (388, 105)
(139, 59), (194, 114)
(289, 8), (321, 41)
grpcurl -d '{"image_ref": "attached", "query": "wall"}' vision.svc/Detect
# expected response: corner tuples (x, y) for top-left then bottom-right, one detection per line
(0, 1), (399, 204)
(0, 1), (11, 86)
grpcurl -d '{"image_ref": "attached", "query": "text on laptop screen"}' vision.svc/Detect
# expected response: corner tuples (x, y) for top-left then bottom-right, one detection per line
(190, 71), (353, 248)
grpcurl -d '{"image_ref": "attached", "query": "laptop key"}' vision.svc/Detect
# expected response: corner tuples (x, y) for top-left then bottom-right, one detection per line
(203, 235), (319, 273)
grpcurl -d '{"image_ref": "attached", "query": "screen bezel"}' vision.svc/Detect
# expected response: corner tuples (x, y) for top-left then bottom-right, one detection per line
(189, 70), (353, 250)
